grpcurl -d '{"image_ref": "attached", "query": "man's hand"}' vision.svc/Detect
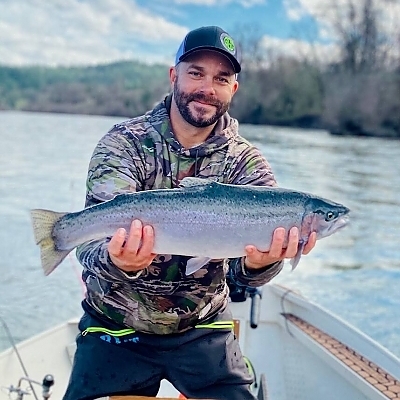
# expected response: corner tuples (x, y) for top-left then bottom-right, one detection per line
(108, 219), (157, 272)
(244, 227), (317, 270)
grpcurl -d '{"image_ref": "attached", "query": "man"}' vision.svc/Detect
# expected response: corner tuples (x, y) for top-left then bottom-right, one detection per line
(63, 26), (316, 400)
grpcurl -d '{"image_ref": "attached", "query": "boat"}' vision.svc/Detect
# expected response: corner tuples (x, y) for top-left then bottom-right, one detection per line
(1, 282), (399, 400)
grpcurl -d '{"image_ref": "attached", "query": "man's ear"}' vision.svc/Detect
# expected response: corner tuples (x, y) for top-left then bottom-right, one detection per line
(169, 66), (177, 85)
(232, 79), (239, 96)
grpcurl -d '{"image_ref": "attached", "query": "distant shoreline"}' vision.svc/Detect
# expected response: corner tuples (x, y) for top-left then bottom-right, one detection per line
(1, 61), (399, 140)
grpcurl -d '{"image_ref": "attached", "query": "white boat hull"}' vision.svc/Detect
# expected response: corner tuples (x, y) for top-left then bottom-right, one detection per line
(1, 284), (399, 399)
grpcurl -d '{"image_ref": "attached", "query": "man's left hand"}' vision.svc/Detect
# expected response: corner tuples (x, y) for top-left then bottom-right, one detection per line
(244, 227), (317, 270)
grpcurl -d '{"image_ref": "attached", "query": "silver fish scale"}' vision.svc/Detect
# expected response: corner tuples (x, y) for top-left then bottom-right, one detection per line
(52, 181), (349, 260)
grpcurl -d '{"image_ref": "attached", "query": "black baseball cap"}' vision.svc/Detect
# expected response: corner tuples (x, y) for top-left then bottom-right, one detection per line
(175, 26), (241, 73)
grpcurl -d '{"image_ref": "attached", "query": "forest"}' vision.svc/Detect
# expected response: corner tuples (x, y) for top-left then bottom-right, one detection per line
(1, 0), (399, 138)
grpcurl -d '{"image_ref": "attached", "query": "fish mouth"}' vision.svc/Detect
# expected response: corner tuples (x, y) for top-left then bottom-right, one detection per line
(331, 214), (350, 232)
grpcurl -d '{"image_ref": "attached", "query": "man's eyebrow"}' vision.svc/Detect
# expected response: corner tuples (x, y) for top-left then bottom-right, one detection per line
(217, 70), (233, 77)
(186, 64), (204, 71)
(186, 64), (235, 77)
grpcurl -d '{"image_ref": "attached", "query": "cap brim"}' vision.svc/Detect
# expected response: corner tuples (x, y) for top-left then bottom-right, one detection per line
(178, 47), (241, 73)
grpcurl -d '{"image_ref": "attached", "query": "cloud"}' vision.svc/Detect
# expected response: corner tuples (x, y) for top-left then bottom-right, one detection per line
(172, 0), (265, 6)
(3, 0), (397, 68)
(259, 34), (340, 64)
(281, 0), (400, 65)
(282, 0), (309, 20)
(0, 0), (188, 66)
(283, 0), (400, 40)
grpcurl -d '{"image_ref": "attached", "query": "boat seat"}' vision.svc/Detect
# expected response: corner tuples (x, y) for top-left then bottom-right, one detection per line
(66, 342), (77, 365)
(257, 373), (268, 400)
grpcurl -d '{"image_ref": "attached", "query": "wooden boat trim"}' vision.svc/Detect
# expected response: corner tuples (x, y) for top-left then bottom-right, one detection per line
(110, 397), (192, 400)
(110, 397), (190, 400)
(110, 396), (210, 399)
(283, 313), (400, 399)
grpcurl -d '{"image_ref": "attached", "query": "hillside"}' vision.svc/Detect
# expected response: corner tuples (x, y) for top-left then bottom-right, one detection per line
(0, 60), (399, 139)
(0, 61), (170, 117)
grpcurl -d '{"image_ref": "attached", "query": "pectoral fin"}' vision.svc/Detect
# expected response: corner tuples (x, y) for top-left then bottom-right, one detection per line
(185, 257), (212, 275)
(290, 241), (306, 270)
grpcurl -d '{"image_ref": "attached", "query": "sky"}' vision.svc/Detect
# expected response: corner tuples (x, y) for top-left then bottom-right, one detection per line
(0, 0), (399, 67)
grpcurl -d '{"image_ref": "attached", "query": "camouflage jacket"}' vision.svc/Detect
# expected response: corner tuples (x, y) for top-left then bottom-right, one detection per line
(77, 95), (283, 334)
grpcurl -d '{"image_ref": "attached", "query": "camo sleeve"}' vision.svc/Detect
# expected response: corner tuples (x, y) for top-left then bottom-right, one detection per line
(84, 126), (145, 207)
(228, 140), (277, 187)
(77, 124), (147, 281)
(76, 239), (145, 282)
(229, 258), (284, 288)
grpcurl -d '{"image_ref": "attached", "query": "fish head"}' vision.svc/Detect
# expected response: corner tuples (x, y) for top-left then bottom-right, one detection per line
(303, 197), (350, 240)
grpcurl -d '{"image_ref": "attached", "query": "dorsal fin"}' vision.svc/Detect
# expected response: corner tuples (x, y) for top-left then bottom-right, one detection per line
(179, 177), (216, 188)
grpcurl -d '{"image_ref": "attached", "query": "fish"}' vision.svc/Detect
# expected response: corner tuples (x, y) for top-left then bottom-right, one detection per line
(30, 177), (350, 276)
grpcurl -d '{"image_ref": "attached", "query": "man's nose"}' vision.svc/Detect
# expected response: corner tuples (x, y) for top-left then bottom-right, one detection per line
(199, 76), (216, 95)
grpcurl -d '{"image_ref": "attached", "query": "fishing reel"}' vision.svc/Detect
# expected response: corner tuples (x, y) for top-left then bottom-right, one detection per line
(5, 374), (54, 400)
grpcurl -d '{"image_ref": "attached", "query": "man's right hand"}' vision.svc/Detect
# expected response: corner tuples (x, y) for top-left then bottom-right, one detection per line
(108, 219), (157, 272)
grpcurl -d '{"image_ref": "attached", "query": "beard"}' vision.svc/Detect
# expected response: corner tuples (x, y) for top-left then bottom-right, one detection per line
(173, 79), (230, 128)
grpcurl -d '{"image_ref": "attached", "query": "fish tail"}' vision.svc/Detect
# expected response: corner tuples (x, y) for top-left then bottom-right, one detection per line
(30, 209), (69, 276)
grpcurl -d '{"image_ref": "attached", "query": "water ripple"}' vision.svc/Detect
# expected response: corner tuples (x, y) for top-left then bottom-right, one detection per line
(0, 113), (399, 359)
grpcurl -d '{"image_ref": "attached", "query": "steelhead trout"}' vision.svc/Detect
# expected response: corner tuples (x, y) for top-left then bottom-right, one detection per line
(30, 177), (350, 276)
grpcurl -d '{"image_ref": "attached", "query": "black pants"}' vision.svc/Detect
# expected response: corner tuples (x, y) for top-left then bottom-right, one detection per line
(63, 308), (256, 400)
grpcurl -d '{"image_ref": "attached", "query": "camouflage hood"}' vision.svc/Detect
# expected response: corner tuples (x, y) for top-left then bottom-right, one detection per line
(149, 94), (239, 158)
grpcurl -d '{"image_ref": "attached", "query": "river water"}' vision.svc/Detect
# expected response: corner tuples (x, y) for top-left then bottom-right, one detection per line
(0, 110), (399, 358)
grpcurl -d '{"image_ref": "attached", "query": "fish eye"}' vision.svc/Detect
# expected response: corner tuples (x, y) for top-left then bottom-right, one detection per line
(325, 211), (337, 221)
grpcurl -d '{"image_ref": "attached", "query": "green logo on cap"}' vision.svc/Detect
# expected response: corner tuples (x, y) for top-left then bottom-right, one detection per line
(220, 33), (235, 54)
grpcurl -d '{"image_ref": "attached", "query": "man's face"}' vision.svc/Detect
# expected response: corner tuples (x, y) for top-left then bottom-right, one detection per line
(170, 50), (239, 128)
